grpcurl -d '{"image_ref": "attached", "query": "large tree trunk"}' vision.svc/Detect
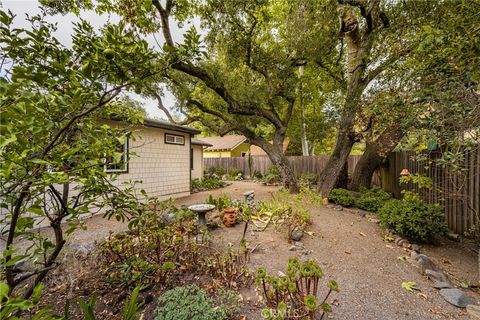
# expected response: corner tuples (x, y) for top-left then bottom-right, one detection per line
(350, 145), (383, 191)
(317, 115), (355, 196)
(351, 124), (405, 191)
(249, 134), (298, 193)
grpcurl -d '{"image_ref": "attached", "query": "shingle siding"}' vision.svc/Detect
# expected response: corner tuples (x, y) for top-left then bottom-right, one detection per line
(113, 126), (191, 200)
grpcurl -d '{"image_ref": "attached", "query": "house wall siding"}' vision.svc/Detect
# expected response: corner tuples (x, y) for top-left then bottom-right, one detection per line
(191, 145), (204, 180)
(114, 126), (191, 200)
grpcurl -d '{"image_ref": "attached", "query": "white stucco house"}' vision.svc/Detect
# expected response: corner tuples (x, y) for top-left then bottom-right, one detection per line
(107, 119), (212, 200)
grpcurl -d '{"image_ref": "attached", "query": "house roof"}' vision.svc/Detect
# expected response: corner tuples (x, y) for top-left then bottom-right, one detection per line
(250, 138), (290, 156)
(201, 135), (247, 151)
(191, 138), (213, 147)
(143, 119), (201, 134)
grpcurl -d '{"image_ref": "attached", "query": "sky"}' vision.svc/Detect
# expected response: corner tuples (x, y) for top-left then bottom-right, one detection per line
(1, 0), (194, 120)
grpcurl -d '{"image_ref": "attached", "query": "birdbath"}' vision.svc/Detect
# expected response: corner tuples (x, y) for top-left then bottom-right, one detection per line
(188, 204), (216, 229)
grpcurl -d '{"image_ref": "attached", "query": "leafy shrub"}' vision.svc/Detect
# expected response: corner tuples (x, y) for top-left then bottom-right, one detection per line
(154, 285), (229, 320)
(378, 193), (448, 242)
(99, 203), (201, 287)
(298, 173), (318, 189)
(0, 283), (58, 320)
(227, 167), (243, 180)
(191, 176), (226, 191)
(355, 187), (391, 212)
(256, 258), (338, 320)
(206, 194), (235, 212)
(263, 165), (281, 184)
(253, 170), (263, 179)
(329, 188), (355, 207)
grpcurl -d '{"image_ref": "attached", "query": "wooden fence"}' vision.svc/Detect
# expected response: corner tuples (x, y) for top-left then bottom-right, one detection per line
(380, 149), (480, 235)
(205, 155), (362, 178)
(204, 148), (480, 234)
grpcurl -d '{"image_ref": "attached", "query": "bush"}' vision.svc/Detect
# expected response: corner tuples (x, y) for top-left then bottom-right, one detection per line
(378, 193), (447, 242)
(227, 167), (243, 180)
(191, 176), (226, 191)
(154, 285), (230, 320)
(298, 173), (318, 189)
(329, 188), (355, 207)
(263, 165), (281, 184)
(355, 187), (391, 212)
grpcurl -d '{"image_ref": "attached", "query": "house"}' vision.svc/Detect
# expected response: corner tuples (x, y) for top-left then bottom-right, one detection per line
(201, 135), (250, 158)
(107, 119), (211, 200)
(201, 135), (289, 158)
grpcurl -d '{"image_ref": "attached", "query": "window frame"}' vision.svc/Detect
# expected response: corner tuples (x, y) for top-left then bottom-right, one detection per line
(104, 139), (129, 173)
(164, 133), (185, 146)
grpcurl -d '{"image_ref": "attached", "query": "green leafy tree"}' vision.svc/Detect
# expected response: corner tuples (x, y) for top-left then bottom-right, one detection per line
(0, 10), (156, 300)
(46, 0), (341, 193)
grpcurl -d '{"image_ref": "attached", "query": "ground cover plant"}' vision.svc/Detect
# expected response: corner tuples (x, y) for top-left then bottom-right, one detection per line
(378, 192), (448, 242)
(253, 190), (314, 238)
(153, 285), (240, 320)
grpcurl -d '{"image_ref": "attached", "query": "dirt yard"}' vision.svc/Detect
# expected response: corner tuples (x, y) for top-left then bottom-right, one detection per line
(35, 181), (479, 319)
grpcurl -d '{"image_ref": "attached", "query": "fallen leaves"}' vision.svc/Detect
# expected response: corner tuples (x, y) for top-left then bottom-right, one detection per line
(401, 281), (419, 292)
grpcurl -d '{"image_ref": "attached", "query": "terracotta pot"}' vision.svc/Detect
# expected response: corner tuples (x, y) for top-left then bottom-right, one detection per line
(223, 208), (237, 227)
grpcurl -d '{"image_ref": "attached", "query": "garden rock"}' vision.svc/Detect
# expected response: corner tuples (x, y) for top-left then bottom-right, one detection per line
(425, 269), (448, 282)
(70, 243), (95, 259)
(291, 230), (304, 241)
(289, 241), (305, 251)
(357, 210), (367, 217)
(466, 304), (480, 319)
(412, 244), (420, 252)
(413, 254), (438, 273)
(333, 205), (343, 211)
(433, 281), (453, 289)
(439, 288), (474, 308)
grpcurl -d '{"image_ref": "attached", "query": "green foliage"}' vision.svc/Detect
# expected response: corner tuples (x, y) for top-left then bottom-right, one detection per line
(355, 187), (392, 213)
(298, 173), (318, 189)
(378, 193), (447, 243)
(263, 166), (282, 184)
(329, 189), (355, 207)
(0, 283), (60, 320)
(76, 286), (142, 320)
(212, 289), (242, 319)
(227, 167), (244, 180)
(256, 258), (337, 320)
(255, 190), (311, 236)
(205, 166), (226, 177)
(206, 194), (234, 212)
(0, 9), (156, 298)
(99, 202), (200, 288)
(154, 285), (230, 320)
(191, 176), (226, 191)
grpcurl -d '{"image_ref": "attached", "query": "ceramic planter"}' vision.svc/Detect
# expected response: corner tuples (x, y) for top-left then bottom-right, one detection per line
(223, 207), (237, 227)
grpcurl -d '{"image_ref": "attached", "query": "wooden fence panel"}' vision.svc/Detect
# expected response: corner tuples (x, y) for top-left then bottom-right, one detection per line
(381, 148), (480, 234)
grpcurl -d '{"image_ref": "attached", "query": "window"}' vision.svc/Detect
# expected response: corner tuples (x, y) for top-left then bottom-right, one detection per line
(165, 133), (185, 145)
(105, 139), (128, 173)
(241, 152), (247, 157)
